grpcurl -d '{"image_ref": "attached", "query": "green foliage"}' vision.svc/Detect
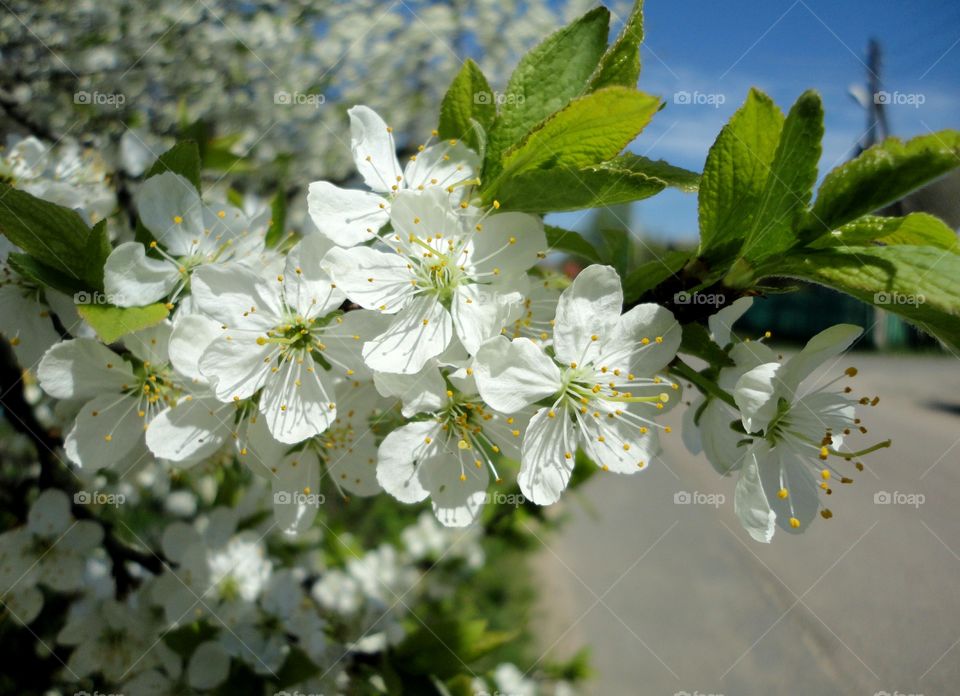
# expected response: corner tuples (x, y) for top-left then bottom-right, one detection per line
(809, 213), (959, 251)
(144, 140), (202, 190)
(437, 58), (497, 152)
(6, 252), (88, 295)
(622, 250), (690, 302)
(265, 187), (288, 247)
(680, 322), (735, 367)
(545, 225), (603, 263)
(76, 302), (170, 343)
(0, 185), (111, 291)
(588, 0), (645, 90)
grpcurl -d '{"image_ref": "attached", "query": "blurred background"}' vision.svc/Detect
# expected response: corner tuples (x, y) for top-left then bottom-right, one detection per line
(1, 0), (958, 694)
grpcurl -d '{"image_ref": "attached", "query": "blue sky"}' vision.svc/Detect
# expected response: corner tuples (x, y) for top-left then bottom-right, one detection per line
(553, 0), (960, 243)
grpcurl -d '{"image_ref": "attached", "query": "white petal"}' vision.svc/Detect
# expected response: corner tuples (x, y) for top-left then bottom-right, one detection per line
(419, 452), (489, 527)
(389, 188), (461, 251)
(758, 443), (820, 535)
(137, 172), (203, 255)
(578, 409), (660, 474)
(169, 314), (222, 384)
(38, 339), (134, 400)
(321, 309), (392, 379)
(699, 399), (749, 475)
(473, 336), (562, 413)
(103, 242), (181, 307)
(187, 641), (231, 690)
(122, 320), (172, 365)
(199, 334), (274, 402)
(451, 284), (522, 354)
(0, 285), (62, 369)
(465, 211), (545, 276)
(403, 141), (479, 192)
(553, 264), (623, 366)
(519, 406), (577, 505)
(67, 393), (146, 469)
(349, 105), (402, 193)
(4, 586), (43, 625)
(780, 324), (863, 394)
(323, 393), (383, 497)
(708, 297), (753, 347)
(27, 488), (72, 537)
(373, 364), (446, 417)
(362, 295), (452, 374)
(604, 303), (680, 376)
(721, 340), (779, 390)
(307, 181), (389, 246)
(323, 245), (414, 312)
(146, 396), (233, 464)
(260, 356), (338, 443)
(271, 450), (322, 536)
(376, 421), (439, 503)
(283, 235), (345, 318)
(734, 362), (784, 434)
(190, 264), (284, 330)
(735, 444), (777, 543)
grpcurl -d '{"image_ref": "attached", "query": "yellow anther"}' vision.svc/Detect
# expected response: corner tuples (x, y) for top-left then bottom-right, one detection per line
(778, 488), (789, 499)
(789, 517), (801, 529)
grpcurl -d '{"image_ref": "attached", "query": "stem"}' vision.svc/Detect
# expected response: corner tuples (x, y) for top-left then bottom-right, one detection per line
(668, 357), (738, 408)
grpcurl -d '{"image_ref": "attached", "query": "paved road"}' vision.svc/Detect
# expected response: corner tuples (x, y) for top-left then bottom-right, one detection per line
(533, 353), (960, 696)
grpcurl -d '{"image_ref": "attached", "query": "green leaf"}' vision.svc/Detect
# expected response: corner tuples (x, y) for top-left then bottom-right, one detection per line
(589, 0), (645, 90)
(76, 302), (170, 343)
(437, 58), (496, 152)
(622, 249), (690, 302)
(740, 90), (823, 261)
(6, 253), (88, 296)
(275, 648), (320, 688)
(0, 185), (110, 290)
(803, 130), (960, 235)
(494, 87), (660, 185)
(484, 7), (611, 178)
(545, 225), (603, 263)
(606, 152), (700, 192)
(810, 212), (959, 251)
(766, 245), (960, 351)
(679, 322), (735, 367)
(698, 89), (784, 263)
(597, 228), (634, 276)
(265, 188), (287, 247)
(145, 141), (201, 191)
(489, 164), (666, 212)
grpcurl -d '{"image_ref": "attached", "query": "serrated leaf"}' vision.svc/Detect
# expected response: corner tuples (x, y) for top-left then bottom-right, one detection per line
(803, 130), (960, 235)
(767, 245), (960, 351)
(810, 212), (959, 251)
(623, 249), (690, 301)
(0, 185), (110, 290)
(741, 90), (823, 261)
(484, 7), (611, 178)
(76, 302), (169, 343)
(589, 0), (644, 90)
(680, 322), (735, 367)
(545, 225), (603, 263)
(698, 89), (784, 263)
(145, 141), (201, 191)
(607, 152), (700, 191)
(489, 164), (665, 212)
(494, 87), (660, 185)
(437, 58), (496, 152)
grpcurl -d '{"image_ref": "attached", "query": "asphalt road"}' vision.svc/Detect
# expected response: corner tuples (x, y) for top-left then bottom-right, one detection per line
(532, 352), (960, 696)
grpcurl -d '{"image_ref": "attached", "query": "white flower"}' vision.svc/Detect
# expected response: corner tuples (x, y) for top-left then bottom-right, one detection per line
(104, 171), (268, 308)
(307, 105), (479, 246)
(186, 236), (384, 444)
(731, 324), (885, 542)
(37, 322), (178, 470)
(473, 265), (681, 505)
(325, 188), (546, 373)
(377, 363), (527, 527)
(0, 489), (102, 625)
